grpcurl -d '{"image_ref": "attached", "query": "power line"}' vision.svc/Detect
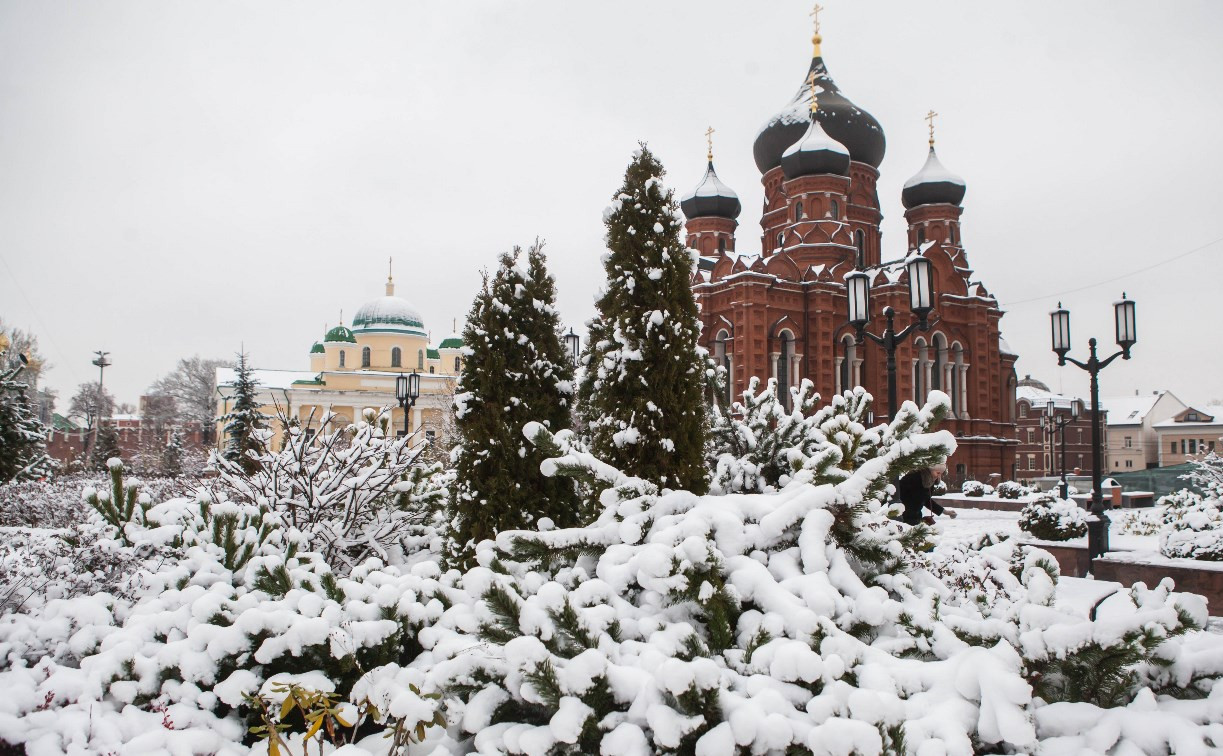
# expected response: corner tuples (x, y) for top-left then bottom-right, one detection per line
(1000, 234), (1223, 308)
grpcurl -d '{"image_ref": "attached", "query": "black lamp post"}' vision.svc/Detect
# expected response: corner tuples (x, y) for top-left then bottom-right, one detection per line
(564, 328), (581, 367)
(1050, 293), (1136, 558)
(1043, 398), (1080, 500)
(846, 255), (936, 420)
(394, 370), (421, 438)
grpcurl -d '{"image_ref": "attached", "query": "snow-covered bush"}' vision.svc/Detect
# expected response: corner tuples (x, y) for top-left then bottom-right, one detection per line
(1116, 507), (1162, 536)
(1185, 451), (1223, 498)
(1159, 491), (1223, 561)
(960, 480), (994, 497)
(1019, 494), (1088, 541)
(996, 481), (1033, 500)
(0, 474), (90, 528)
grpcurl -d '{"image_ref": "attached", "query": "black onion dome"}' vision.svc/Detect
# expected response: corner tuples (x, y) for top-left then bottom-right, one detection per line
(901, 146), (966, 209)
(781, 116), (851, 179)
(754, 55), (886, 173)
(680, 161), (742, 220)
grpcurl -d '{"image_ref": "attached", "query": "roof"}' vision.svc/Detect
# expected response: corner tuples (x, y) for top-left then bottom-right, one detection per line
(216, 367), (322, 391)
(427, 348), (440, 360)
(324, 325), (356, 344)
(437, 336), (463, 349)
(1099, 392), (1169, 426)
(1016, 384), (1080, 411)
(352, 295), (425, 334)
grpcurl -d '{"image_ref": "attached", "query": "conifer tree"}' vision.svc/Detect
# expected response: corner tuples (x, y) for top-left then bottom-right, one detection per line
(221, 351), (265, 475)
(89, 423), (123, 470)
(578, 145), (708, 493)
(448, 242), (579, 562)
(0, 352), (54, 483)
(161, 429), (185, 477)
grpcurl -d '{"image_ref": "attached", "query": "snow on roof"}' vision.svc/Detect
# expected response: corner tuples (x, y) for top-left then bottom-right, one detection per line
(681, 163), (739, 202)
(216, 368), (321, 391)
(780, 117), (849, 159)
(902, 147), (966, 189)
(1099, 393), (1167, 426)
(1152, 417), (1223, 429)
(999, 336), (1017, 356)
(1016, 385), (1080, 410)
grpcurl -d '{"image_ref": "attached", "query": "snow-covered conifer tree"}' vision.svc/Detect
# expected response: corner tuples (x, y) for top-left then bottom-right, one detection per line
(578, 145), (708, 493)
(220, 351), (265, 475)
(449, 243), (578, 563)
(0, 351), (54, 483)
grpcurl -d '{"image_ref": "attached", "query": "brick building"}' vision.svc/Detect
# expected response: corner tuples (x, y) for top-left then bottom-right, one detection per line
(1014, 376), (1102, 482)
(683, 20), (1017, 483)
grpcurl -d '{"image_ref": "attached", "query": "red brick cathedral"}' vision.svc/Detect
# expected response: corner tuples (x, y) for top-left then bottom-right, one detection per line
(683, 24), (1019, 483)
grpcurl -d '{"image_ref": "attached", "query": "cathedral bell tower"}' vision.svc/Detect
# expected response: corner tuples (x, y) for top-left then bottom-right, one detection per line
(902, 111), (968, 260)
(680, 127), (741, 256)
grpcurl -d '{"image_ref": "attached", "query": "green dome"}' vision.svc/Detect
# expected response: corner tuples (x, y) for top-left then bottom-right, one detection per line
(438, 336), (464, 349)
(310, 342), (325, 354)
(324, 325), (356, 344)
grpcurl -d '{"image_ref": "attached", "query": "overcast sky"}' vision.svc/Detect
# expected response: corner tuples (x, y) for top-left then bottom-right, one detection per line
(2, 1), (1221, 412)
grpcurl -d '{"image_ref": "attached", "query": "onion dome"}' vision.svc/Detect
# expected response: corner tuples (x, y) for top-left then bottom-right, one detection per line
(781, 113), (851, 179)
(754, 50), (885, 173)
(324, 325), (356, 344)
(310, 342), (325, 354)
(680, 161), (741, 220)
(901, 146), (966, 209)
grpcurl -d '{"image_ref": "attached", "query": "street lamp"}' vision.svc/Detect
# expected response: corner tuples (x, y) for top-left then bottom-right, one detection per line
(394, 370), (421, 438)
(564, 328), (581, 367)
(845, 254), (936, 420)
(1050, 294), (1136, 558)
(1043, 398), (1080, 500)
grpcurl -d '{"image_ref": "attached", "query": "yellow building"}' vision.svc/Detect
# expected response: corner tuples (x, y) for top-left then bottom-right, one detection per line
(215, 270), (463, 449)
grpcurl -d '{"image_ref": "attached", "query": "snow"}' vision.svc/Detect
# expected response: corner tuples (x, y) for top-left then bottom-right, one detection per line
(680, 163), (740, 203)
(902, 147), (966, 189)
(780, 116), (849, 160)
(351, 295), (426, 333)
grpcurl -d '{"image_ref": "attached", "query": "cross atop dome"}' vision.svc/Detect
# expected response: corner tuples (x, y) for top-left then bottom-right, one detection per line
(926, 109), (939, 147)
(810, 3), (824, 55)
(386, 257), (395, 296)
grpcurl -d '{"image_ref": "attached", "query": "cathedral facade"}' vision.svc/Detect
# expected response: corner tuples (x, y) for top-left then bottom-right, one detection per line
(683, 25), (1018, 483)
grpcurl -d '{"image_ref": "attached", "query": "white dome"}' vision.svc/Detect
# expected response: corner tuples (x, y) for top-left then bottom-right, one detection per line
(352, 296), (426, 334)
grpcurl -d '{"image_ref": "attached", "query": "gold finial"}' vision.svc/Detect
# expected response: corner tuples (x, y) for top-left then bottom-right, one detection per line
(807, 71), (820, 115)
(705, 126), (715, 161)
(925, 109), (939, 147)
(386, 257), (395, 296)
(339, 309), (343, 326)
(810, 3), (824, 56)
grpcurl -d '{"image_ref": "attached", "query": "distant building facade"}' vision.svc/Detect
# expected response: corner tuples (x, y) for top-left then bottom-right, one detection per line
(1100, 391), (1186, 471)
(215, 270), (463, 451)
(1013, 376), (1102, 481)
(1155, 406), (1223, 466)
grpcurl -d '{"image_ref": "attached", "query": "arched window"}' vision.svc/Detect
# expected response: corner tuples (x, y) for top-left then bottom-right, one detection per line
(777, 330), (794, 411)
(417, 350), (425, 370)
(339, 350), (346, 368)
(454, 356), (461, 373)
(429, 366), (435, 374)
(776, 231), (784, 250)
(917, 228), (926, 245)
(855, 229), (866, 268)
(949, 224), (959, 245)
(714, 330), (732, 406)
(1019, 403), (1028, 418)
(793, 202), (804, 222)
(717, 237), (726, 253)
(838, 334), (857, 394)
(951, 343), (967, 417)
(830, 198), (840, 219)
(912, 337), (928, 404)
(931, 334), (947, 394)
(391, 347), (402, 368)
(361, 346), (371, 368)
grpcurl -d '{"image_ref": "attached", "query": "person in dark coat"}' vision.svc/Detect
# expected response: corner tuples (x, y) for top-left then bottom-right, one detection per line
(897, 463), (957, 526)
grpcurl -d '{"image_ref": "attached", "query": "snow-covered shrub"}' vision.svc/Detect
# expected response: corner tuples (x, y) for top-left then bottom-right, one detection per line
(0, 474), (91, 527)
(0, 524), (144, 615)
(960, 480), (994, 497)
(1116, 507), (1162, 536)
(707, 376), (822, 494)
(1159, 492), (1223, 561)
(1184, 450), (1223, 498)
(82, 457), (151, 545)
(996, 480), (1033, 500)
(1019, 494), (1088, 541)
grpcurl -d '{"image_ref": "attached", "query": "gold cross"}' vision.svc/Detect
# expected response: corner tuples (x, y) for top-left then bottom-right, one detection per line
(807, 71), (820, 114)
(705, 126), (715, 161)
(387, 256), (393, 282)
(925, 109), (938, 146)
(810, 3), (824, 34)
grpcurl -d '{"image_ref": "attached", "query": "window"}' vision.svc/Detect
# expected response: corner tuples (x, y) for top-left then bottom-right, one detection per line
(1211, 441), (1217, 452)
(718, 238), (726, 253)
(1077, 429), (1084, 444)
(715, 330), (732, 406)
(776, 231), (784, 250)
(838, 334), (857, 393)
(1027, 454), (1036, 470)
(794, 202), (804, 222)
(949, 224), (958, 244)
(1187, 412), (1199, 421)
(855, 230), (866, 268)
(429, 366), (435, 374)
(777, 331), (793, 411)
(956, 463), (966, 481)
(391, 347), (402, 368)
(1181, 439), (1187, 454)
(1125, 459), (1134, 468)
(454, 356), (461, 372)
(1124, 436), (1132, 448)
(912, 337), (928, 403)
(1019, 403), (1028, 418)
(917, 228), (926, 245)
(1027, 429), (1035, 444)
(339, 350), (346, 368)
(1190, 439), (1198, 454)
(931, 334), (946, 392)
(1043, 453), (1050, 473)
(830, 199), (839, 219)
(1171, 441), (1178, 453)
(417, 350), (425, 369)
(361, 346), (371, 368)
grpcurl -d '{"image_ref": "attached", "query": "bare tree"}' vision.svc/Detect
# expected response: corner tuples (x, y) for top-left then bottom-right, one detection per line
(147, 356), (229, 441)
(69, 382), (114, 432)
(0, 320), (48, 392)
